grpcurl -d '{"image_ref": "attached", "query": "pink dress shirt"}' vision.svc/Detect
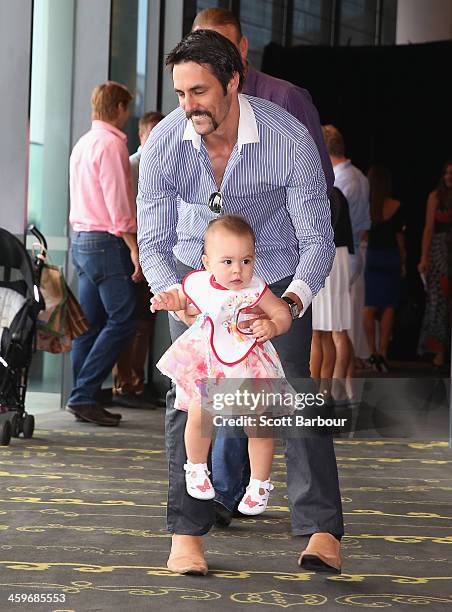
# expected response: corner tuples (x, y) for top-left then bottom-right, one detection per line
(69, 120), (137, 236)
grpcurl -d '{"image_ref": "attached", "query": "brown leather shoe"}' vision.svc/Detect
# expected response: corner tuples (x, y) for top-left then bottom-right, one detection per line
(74, 408), (121, 423)
(298, 533), (342, 574)
(112, 392), (157, 410)
(103, 408), (122, 421)
(66, 404), (119, 427)
(167, 534), (208, 576)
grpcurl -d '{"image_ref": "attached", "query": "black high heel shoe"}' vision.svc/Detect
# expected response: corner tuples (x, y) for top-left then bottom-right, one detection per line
(377, 355), (389, 373)
(368, 354), (389, 373)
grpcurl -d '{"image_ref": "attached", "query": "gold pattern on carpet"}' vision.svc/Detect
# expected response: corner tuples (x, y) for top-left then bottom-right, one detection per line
(0, 409), (450, 611)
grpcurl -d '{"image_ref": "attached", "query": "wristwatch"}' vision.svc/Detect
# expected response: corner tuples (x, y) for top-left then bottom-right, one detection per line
(282, 296), (300, 320)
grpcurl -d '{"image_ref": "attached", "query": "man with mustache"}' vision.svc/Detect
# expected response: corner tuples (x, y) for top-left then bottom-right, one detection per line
(137, 29), (343, 576)
(192, 6), (334, 530)
(192, 8), (333, 195)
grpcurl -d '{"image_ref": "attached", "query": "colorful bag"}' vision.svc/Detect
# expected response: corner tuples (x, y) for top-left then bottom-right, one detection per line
(36, 258), (89, 353)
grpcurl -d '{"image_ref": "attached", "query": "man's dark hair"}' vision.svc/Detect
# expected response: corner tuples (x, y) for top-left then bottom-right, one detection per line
(166, 29), (244, 94)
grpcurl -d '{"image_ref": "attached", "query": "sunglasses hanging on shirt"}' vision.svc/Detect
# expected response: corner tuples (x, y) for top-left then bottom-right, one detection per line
(208, 191), (224, 215)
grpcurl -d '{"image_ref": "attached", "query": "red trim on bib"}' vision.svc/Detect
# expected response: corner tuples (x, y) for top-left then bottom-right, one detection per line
(209, 275), (228, 290)
(181, 270), (268, 367)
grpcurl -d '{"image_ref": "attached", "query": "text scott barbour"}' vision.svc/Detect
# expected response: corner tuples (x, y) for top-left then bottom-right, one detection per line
(213, 415), (348, 427)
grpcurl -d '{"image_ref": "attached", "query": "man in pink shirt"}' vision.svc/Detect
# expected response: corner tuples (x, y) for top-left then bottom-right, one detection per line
(67, 81), (141, 426)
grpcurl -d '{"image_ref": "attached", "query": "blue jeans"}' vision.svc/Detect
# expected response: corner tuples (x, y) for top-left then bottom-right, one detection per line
(212, 430), (250, 511)
(68, 232), (137, 406)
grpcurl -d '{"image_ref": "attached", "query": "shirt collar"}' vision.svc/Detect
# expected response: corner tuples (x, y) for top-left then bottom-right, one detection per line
(182, 94), (259, 153)
(91, 120), (127, 142)
(333, 159), (351, 177)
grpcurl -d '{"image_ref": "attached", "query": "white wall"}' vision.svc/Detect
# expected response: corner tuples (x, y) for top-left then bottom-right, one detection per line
(0, 1), (32, 234)
(145, 0), (162, 112)
(161, 0), (183, 115)
(71, 0), (111, 146)
(396, 0), (452, 44)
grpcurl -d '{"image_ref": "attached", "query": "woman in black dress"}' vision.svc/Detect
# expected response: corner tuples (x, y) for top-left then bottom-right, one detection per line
(363, 165), (406, 372)
(418, 161), (452, 368)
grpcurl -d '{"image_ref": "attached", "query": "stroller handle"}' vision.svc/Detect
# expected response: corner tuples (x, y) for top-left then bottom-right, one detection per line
(28, 225), (48, 251)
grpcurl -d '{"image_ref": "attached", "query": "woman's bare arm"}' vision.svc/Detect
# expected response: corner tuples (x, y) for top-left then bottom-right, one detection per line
(418, 191), (438, 273)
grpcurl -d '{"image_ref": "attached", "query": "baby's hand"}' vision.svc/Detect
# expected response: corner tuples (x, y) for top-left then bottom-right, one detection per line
(150, 289), (182, 313)
(251, 319), (277, 343)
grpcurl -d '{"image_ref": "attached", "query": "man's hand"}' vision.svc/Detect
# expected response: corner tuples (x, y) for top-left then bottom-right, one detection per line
(237, 305), (268, 331)
(130, 248), (145, 283)
(251, 319), (277, 343)
(239, 292), (303, 331)
(121, 234), (144, 283)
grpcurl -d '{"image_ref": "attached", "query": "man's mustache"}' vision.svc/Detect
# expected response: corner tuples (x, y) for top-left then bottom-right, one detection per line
(186, 110), (214, 120)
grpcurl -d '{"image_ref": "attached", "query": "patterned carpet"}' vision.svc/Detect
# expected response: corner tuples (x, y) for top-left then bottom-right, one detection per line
(0, 406), (451, 612)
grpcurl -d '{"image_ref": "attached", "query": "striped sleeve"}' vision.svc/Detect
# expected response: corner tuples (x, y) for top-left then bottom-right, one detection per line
(286, 131), (335, 295)
(137, 139), (179, 293)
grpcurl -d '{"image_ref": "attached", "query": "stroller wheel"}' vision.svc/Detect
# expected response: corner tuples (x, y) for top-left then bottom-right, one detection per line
(22, 414), (35, 439)
(11, 414), (22, 437)
(0, 420), (12, 446)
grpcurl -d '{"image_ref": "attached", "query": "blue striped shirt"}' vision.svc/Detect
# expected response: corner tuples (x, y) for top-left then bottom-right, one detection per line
(137, 95), (334, 299)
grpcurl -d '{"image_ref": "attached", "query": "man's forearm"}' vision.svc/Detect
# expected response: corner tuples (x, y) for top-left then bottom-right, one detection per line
(120, 232), (143, 282)
(121, 232), (138, 253)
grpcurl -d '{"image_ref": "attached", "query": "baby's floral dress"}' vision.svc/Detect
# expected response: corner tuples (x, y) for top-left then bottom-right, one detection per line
(156, 270), (292, 413)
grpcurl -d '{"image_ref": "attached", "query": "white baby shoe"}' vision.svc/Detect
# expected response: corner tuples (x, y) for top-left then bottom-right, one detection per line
(237, 478), (274, 515)
(184, 462), (215, 500)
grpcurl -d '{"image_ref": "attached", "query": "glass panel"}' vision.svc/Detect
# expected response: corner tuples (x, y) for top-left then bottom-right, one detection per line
(28, 0), (73, 239)
(241, 0), (287, 69)
(293, 0), (333, 45)
(110, 0), (149, 154)
(27, 0), (74, 394)
(186, 0), (397, 52)
(197, 0), (220, 10)
(339, 0), (377, 45)
(380, 0), (398, 45)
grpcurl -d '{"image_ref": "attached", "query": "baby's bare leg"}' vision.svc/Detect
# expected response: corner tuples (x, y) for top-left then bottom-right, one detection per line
(245, 423), (274, 481)
(184, 403), (213, 463)
(238, 422), (275, 515)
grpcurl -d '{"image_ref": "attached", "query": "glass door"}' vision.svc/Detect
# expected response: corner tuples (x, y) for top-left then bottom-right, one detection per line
(27, 0), (74, 402)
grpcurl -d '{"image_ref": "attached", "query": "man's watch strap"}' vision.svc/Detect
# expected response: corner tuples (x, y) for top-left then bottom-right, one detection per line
(282, 296), (300, 320)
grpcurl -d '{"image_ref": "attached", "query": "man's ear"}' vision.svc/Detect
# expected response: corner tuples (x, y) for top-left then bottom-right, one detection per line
(227, 71), (240, 94)
(239, 35), (248, 64)
(201, 254), (209, 270)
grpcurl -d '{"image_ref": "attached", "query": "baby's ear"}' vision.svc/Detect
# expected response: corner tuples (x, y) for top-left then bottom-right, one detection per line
(201, 254), (209, 270)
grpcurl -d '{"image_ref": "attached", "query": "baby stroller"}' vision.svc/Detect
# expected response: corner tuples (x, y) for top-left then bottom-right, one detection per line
(0, 226), (45, 445)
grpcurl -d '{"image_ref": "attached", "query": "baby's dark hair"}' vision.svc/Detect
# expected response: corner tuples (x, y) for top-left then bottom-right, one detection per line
(205, 214), (256, 246)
